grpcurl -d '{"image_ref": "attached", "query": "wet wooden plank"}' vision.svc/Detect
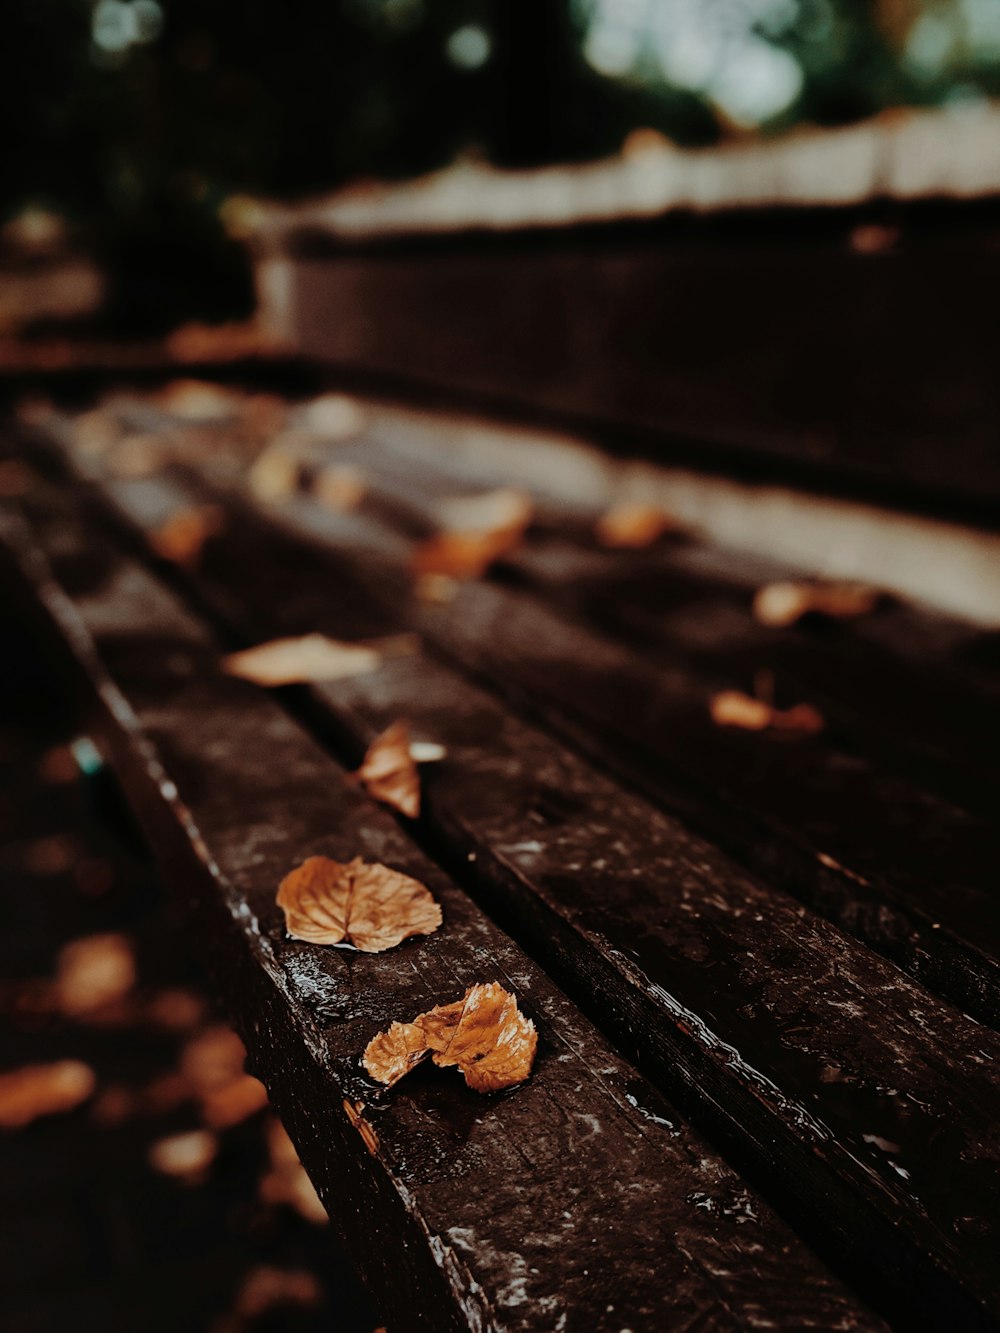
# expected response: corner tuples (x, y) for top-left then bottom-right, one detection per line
(36, 451), (1000, 1331)
(0, 471), (886, 1333)
(154, 438), (1000, 1034)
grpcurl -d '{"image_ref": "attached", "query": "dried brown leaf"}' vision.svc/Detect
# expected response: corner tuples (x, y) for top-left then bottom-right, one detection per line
(148, 1128), (218, 1180)
(0, 1060), (97, 1128)
(221, 634), (382, 687)
(277, 856), (442, 952)
(752, 580), (879, 628)
(0, 458), (34, 497)
(413, 488), (533, 580)
(710, 689), (824, 734)
(313, 463), (367, 512)
(56, 933), (135, 1016)
(149, 504), (225, 569)
(363, 982), (537, 1094)
(354, 720), (420, 818)
(595, 502), (679, 548)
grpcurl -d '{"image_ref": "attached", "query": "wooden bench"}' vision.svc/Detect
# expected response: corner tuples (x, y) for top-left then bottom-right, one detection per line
(3, 391), (1000, 1331)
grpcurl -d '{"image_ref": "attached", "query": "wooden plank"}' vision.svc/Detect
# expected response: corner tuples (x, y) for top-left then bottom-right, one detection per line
(35, 446), (1000, 1330)
(0, 470), (885, 1333)
(188, 439), (1000, 1031)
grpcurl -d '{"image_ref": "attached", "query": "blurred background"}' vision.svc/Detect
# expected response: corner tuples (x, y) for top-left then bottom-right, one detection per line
(5, 0), (1000, 334)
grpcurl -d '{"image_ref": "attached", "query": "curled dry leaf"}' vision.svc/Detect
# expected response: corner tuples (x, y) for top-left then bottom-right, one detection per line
(354, 720), (420, 818)
(0, 1060), (97, 1128)
(313, 463), (367, 512)
(753, 580), (879, 628)
(710, 689), (824, 735)
(277, 856), (442, 952)
(595, 502), (679, 549)
(363, 982), (537, 1094)
(413, 488), (533, 580)
(149, 504), (225, 569)
(221, 633), (382, 687)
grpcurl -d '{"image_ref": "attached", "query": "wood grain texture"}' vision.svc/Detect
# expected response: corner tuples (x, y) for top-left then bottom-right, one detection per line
(0, 465), (885, 1333)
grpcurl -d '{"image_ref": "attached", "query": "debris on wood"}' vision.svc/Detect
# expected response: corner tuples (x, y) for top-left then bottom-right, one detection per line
(277, 855), (442, 952)
(354, 720), (421, 817)
(149, 504), (225, 569)
(753, 580), (879, 628)
(413, 488), (533, 580)
(710, 689), (824, 734)
(595, 501), (679, 548)
(221, 633), (382, 687)
(313, 462), (367, 512)
(363, 982), (537, 1093)
(0, 1061), (97, 1129)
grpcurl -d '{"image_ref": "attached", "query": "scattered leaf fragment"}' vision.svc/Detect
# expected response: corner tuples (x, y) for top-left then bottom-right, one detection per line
(710, 689), (824, 734)
(354, 720), (420, 818)
(414, 488), (533, 580)
(277, 855), (442, 952)
(56, 932), (135, 1016)
(221, 633), (382, 687)
(0, 1060), (97, 1128)
(363, 982), (537, 1094)
(595, 502), (679, 548)
(248, 442), (304, 501)
(313, 462), (367, 512)
(149, 504), (225, 569)
(753, 580), (879, 628)
(148, 1128), (218, 1181)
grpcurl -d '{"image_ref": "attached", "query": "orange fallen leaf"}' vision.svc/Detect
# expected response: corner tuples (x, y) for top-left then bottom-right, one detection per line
(56, 932), (136, 1016)
(354, 720), (420, 818)
(710, 689), (824, 734)
(277, 856), (442, 952)
(363, 982), (537, 1094)
(752, 581), (879, 628)
(148, 1128), (218, 1181)
(413, 488), (534, 580)
(313, 462), (367, 512)
(0, 1060), (97, 1128)
(149, 504), (225, 569)
(595, 502), (679, 548)
(221, 634), (382, 687)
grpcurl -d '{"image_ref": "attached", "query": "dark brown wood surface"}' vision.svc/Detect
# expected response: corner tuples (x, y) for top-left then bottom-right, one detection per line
(23, 423), (1000, 1329)
(0, 463), (889, 1332)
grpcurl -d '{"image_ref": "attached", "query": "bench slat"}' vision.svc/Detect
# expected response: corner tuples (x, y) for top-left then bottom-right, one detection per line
(39, 444), (1000, 1330)
(0, 468), (888, 1333)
